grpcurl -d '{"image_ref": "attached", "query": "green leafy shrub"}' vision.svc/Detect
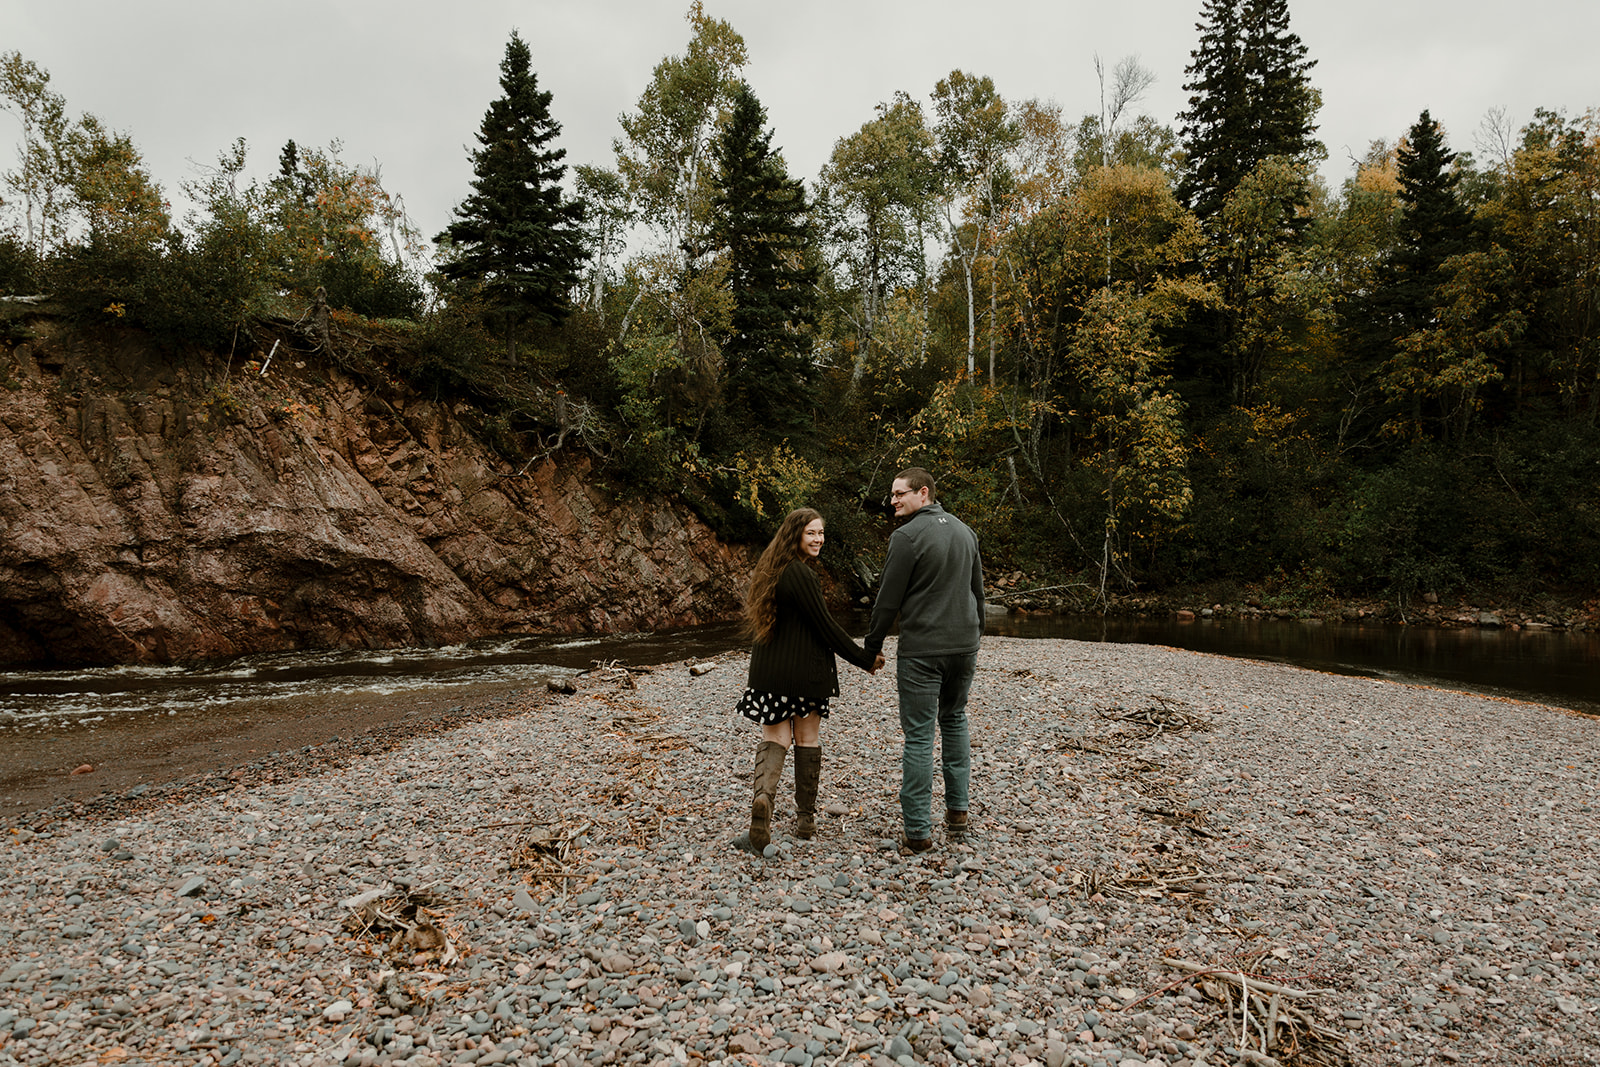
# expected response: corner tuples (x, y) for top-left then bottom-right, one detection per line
(0, 236), (42, 294)
(316, 257), (423, 320)
(1335, 447), (1471, 597)
(50, 235), (263, 350)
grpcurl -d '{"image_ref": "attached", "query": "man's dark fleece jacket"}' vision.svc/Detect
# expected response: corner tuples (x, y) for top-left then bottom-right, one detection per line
(746, 561), (877, 700)
(863, 502), (985, 659)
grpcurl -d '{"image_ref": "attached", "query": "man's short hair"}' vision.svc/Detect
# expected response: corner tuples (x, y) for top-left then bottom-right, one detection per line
(896, 467), (937, 502)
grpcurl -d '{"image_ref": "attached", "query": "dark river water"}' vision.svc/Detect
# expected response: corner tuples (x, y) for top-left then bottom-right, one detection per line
(3, 613), (1598, 734)
(986, 613), (1600, 716)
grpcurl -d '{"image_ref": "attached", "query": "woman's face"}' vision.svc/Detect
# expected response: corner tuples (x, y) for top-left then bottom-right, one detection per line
(800, 518), (825, 558)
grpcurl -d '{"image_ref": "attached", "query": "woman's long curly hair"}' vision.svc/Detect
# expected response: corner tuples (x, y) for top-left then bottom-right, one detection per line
(744, 508), (822, 645)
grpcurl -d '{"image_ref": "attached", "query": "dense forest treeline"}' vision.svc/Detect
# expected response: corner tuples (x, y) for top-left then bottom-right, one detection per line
(2, 0), (1597, 614)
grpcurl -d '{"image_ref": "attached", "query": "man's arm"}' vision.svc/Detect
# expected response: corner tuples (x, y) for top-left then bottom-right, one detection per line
(970, 536), (986, 619)
(864, 532), (912, 656)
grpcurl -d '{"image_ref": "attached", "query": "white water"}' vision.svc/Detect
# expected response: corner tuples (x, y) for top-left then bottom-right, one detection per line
(0, 625), (744, 732)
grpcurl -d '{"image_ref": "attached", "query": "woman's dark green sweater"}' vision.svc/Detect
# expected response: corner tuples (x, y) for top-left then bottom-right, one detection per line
(746, 560), (876, 699)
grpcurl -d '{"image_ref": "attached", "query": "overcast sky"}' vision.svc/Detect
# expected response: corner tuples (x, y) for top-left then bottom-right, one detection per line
(3, 0), (1595, 250)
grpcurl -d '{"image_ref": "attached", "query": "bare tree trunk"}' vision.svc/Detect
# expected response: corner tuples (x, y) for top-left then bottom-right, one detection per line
(312, 286), (331, 351)
(917, 217), (931, 367)
(919, 283), (930, 367)
(988, 267), (998, 382)
(852, 241), (881, 388)
(947, 205), (978, 378)
(618, 288), (645, 343)
(964, 254), (976, 377)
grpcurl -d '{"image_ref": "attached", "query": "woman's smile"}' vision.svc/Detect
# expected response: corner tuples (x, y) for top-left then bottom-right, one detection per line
(801, 519), (825, 557)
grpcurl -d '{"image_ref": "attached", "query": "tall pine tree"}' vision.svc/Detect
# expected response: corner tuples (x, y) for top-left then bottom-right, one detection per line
(1176, 0), (1319, 223)
(1355, 111), (1489, 439)
(437, 32), (585, 363)
(1385, 110), (1475, 331)
(710, 83), (820, 435)
(1344, 113), (1475, 413)
(1173, 0), (1322, 408)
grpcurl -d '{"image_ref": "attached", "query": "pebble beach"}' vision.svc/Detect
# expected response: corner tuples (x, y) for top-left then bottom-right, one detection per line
(3, 635), (1598, 1067)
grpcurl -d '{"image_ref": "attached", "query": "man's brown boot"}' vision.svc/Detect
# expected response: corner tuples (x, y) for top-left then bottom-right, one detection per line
(898, 834), (933, 855)
(731, 741), (787, 854)
(793, 746), (821, 839)
(945, 809), (970, 843)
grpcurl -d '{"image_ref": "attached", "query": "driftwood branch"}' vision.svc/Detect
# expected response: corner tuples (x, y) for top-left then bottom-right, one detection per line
(985, 582), (1094, 602)
(462, 818), (556, 833)
(1161, 958), (1332, 999)
(580, 659), (652, 677)
(1163, 957), (1350, 1065)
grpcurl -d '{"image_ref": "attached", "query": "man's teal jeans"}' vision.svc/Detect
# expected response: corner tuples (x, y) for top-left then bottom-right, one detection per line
(896, 652), (977, 839)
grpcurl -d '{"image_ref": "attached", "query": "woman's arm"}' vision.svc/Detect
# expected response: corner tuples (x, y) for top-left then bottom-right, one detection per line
(781, 562), (877, 671)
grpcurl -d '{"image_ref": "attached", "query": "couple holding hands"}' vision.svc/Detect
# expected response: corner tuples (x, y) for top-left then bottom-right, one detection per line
(731, 467), (985, 856)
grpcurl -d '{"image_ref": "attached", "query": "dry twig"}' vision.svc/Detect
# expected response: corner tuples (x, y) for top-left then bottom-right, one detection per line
(1160, 958), (1352, 1067)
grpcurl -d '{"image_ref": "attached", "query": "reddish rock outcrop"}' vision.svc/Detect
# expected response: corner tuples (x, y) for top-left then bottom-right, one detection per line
(0, 326), (748, 665)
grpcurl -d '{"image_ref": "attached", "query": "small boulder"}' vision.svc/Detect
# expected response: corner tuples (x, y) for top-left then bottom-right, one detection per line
(727, 1032), (764, 1055)
(811, 951), (850, 974)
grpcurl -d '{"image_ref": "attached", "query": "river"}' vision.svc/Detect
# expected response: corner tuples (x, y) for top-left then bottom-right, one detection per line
(3, 613), (1597, 811)
(987, 613), (1600, 716)
(4, 612), (1597, 733)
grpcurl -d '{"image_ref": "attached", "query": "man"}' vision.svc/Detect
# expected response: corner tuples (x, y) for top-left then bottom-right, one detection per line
(863, 467), (985, 853)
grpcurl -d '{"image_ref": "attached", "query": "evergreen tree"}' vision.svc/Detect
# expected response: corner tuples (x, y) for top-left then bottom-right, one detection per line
(1176, 0), (1319, 222)
(710, 83), (820, 435)
(1363, 113), (1500, 440)
(438, 32), (585, 363)
(1172, 0), (1321, 408)
(1241, 0), (1319, 165)
(1384, 110), (1474, 331)
(1341, 112), (1478, 438)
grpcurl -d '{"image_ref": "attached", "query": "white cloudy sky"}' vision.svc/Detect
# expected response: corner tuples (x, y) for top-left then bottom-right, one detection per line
(2, 0), (1595, 248)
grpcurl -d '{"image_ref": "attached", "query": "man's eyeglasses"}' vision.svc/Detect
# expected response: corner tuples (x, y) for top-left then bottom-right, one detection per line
(890, 489), (917, 500)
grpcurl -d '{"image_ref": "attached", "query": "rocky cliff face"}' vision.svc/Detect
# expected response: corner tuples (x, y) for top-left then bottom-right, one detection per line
(0, 324), (749, 665)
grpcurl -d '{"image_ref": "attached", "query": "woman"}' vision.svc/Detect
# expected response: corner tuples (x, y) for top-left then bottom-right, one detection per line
(732, 508), (877, 853)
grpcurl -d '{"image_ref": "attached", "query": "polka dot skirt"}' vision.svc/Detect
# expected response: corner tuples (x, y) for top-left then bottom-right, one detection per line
(736, 688), (830, 725)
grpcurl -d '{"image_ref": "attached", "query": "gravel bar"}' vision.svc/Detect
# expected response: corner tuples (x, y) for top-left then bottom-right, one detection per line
(3, 636), (1597, 1067)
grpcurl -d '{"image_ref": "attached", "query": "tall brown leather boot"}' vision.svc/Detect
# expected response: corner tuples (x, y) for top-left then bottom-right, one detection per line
(793, 745), (821, 839)
(731, 741), (787, 854)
